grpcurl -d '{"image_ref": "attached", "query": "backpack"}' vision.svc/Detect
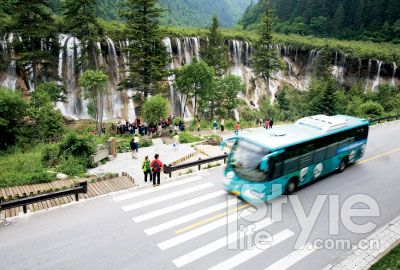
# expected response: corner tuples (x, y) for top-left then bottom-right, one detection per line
(152, 160), (161, 173)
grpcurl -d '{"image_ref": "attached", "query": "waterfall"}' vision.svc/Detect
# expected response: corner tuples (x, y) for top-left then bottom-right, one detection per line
(183, 37), (192, 65)
(372, 60), (383, 91)
(163, 37), (176, 115)
(192, 37), (200, 60)
(0, 34), (17, 90)
(176, 38), (183, 66)
(365, 59), (372, 90)
(332, 53), (346, 83)
(230, 40), (243, 77)
(392, 62), (398, 86)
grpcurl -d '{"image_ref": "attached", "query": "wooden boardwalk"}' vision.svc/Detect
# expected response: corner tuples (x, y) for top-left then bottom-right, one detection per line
(0, 176), (135, 219)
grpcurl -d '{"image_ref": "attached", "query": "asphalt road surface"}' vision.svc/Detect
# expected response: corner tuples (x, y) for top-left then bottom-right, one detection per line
(1, 122), (400, 270)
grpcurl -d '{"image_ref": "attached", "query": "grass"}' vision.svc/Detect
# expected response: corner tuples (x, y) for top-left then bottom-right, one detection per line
(370, 242), (400, 270)
(0, 145), (53, 187)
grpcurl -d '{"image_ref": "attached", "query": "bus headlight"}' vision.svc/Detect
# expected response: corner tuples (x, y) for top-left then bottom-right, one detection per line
(226, 171), (235, 179)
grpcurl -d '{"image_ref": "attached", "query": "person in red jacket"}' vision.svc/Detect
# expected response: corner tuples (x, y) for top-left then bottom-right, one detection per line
(150, 154), (163, 186)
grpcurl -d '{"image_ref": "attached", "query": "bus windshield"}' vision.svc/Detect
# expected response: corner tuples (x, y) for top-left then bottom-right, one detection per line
(230, 139), (270, 182)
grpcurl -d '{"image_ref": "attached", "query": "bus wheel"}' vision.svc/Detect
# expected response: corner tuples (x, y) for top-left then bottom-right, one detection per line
(338, 157), (348, 173)
(285, 178), (298, 195)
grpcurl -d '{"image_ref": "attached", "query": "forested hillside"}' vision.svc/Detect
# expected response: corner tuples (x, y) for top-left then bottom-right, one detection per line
(240, 0), (400, 43)
(48, 0), (251, 27)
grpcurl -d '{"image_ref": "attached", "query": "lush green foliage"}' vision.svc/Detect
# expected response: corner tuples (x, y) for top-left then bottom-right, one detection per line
(370, 242), (400, 270)
(240, 0), (400, 43)
(142, 95), (169, 125)
(0, 145), (53, 187)
(252, 0), (281, 93)
(80, 70), (108, 134)
(178, 131), (202, 144)
(214, 75), (245, 118)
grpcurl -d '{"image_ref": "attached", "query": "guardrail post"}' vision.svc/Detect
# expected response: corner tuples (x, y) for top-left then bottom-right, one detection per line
(198, 158), (202, 171)
(168, 165), (172, 178)
(22, 193), (27, 214)
(224, 153), (227, 164)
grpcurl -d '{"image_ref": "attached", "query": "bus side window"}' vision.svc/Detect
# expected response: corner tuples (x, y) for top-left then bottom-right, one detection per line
(313, 146), (327, 163)
(269, 160), (283, 180)
(283, 157), (299, 175)
(326, 142), (338, 158)
(355, 126), (368, 141)
(300, 152), (313, 168)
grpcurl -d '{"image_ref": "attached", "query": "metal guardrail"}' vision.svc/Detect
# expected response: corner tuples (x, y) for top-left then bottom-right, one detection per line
(163, 153), (228, 178)
(0, 182), (88, 214)
(369, 115), (400, 124)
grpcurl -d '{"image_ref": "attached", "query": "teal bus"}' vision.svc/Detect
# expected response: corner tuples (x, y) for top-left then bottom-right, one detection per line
(222, 115), (369, 203)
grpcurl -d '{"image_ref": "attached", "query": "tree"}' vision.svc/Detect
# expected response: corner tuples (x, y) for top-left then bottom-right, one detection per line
(35, 82), (66, 104)
(62, 0), (103, 69)
(313, 49), (332, 79)
(215, 75), (245, 118)
(356, 100), (384, 119)
(29, 90), (65, 143)
(201, 16), (229, 77)
(10, 0), (59, 89)
(331, 4), (345, 37)
(120, 0), (168, 99)
(79, 70), (108, 135)
(174, 60), (214, 119)
(0, 88), (27, 149)
(142, 95), (168, 125)
(252, 0), (281, 95)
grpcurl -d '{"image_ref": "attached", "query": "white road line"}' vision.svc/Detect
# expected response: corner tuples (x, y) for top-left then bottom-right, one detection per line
(122, 183), (213, 212)
(144, 199), (238, 236)
(157, 207), (254, 251)
(264, 243), (316, 270)
(172, 217), (274, 268)
(208, 229), (295, 270)
(113, 176), (202, 202)
(133, 190), (226, 223)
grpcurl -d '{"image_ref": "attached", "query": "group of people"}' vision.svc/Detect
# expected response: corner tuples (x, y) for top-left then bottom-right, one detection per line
(114, 116), (185, 137)
(257, 117), (274, 129)
(141, 154), (163, 186)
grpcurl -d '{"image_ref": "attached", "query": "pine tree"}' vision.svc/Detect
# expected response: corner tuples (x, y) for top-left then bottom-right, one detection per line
(10, 0), (59, 90)
(120, 0), (168, 99)
(63, 0), (103, 69)
(252, 0), (280, 95)
(201, 16), (228, 77)
(200, 15), (228, 119)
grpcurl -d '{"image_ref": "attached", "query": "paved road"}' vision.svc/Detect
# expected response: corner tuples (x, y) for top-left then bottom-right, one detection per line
(1, 122), (400, 270)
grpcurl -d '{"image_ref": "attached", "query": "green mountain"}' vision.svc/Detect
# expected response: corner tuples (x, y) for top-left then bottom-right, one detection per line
(239, 0), (400, 43)
(49, 0), (252, 27)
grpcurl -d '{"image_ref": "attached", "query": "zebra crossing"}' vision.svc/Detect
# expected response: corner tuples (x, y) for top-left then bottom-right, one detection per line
(113, 176), (318, 270)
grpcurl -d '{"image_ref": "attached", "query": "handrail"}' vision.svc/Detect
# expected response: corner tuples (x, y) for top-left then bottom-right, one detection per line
(369, 114), (400, 124)
(163, 153), (228, 178)
(0, 182), (88, 214)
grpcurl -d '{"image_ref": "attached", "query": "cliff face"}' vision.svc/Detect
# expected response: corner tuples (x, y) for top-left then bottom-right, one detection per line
(1, 35), (399, 121)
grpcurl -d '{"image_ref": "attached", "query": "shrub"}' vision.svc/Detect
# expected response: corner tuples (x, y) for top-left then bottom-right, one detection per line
(179, 132), (203, 143)
(41, 144), (61, 167)
(58, 156), (87, 177)
(59, 132), (95, 165)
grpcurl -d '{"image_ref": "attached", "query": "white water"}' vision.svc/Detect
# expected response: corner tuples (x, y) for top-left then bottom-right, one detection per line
(372, 60), (383, 91)
(393, 62), (398, 87)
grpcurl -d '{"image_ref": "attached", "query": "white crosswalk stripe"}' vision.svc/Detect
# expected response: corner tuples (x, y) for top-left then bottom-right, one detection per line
(144, 198), (239, 236)
(133, 190), (226, 223)
(122, 182), (214, 212)
(113, 176), (202, 202)
(208, 229), (295, 270)
(157, 207), (254, 251)
(172, 217), (274, 268)
(116, 180), (314, 270)
(264, 243), (316, 270)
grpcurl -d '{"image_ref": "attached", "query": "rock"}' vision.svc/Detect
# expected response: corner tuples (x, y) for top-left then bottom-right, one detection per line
(56, 173), (68, 180)
(108, 155), (115, 161)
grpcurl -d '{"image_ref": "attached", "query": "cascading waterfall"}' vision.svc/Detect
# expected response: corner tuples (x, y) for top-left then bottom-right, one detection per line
(2, 34), (399, 122)
(372, 60), (383, 91)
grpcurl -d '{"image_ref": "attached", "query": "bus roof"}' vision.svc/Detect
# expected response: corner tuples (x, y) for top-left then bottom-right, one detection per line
(237, 115), (369, 151)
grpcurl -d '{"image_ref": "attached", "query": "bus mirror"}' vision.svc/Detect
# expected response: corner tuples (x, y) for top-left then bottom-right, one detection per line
(260, 157), (269, 171)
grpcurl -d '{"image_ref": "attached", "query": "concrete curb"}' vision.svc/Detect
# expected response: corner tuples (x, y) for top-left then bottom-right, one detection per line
(329, 215), (400, 270)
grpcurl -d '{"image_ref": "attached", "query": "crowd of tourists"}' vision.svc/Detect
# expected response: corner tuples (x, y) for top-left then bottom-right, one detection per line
(112, 116), (185, 137)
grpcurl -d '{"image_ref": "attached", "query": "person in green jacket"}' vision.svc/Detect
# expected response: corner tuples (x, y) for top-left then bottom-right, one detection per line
(142, 156), (152, 182)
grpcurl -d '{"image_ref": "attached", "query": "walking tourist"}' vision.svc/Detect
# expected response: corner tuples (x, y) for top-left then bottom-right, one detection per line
(265, 119), (270, 129)
(269, 117), (274, 129)
(142, 156), (152, 183)
(213, 120), (218, 133)
(173, 132), (180, 151)
(130, 138), (138, 159)
(234, 122), (240, 135)
(220, 118), (225, 132)
(151, 154), (163, 186)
